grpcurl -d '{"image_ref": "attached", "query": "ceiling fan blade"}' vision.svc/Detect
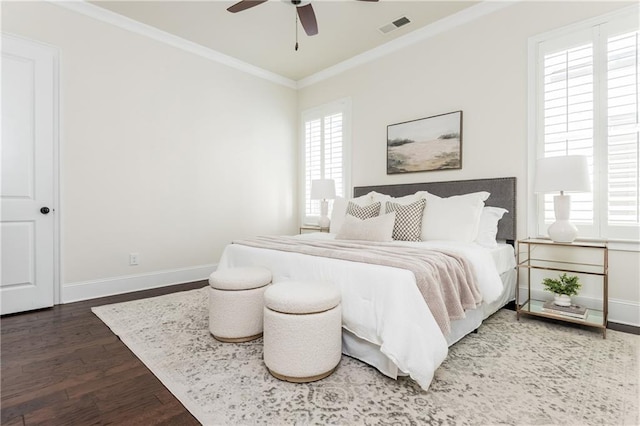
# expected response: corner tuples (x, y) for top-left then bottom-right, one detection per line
(227, 0), (268, 13)
(297, 4), (318, 36)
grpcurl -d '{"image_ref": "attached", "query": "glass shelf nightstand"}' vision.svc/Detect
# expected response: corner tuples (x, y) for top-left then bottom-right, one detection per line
(299, 225), (329, 234)
(516, 238), (608, 338)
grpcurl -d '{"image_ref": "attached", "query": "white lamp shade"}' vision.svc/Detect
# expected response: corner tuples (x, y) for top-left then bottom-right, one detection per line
(534, 155), (591, 194)
(310, 179), (336, 200)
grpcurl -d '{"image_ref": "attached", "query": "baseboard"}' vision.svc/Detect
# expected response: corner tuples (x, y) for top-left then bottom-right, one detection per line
(518, 287), (640, 328)
(607, 298), (640, 328)
(62, 264), (217, 304)
(608, 322), (640, 335)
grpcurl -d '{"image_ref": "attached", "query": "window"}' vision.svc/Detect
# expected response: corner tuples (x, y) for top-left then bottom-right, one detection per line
(530, 8), (639, 241)
(301, 99), (351, 225)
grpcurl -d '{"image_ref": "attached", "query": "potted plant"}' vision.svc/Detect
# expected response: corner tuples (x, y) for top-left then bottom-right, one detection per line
(542, 273), (581, 306)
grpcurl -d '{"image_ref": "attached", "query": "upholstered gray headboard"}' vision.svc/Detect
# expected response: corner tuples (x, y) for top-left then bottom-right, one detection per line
(353, 177), (517, 244)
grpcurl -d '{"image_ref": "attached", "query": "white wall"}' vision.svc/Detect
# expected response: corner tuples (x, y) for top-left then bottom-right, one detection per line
(298, 1), (639, 326)
(3, 1), (637, 325)
(2, 2), (298, 301)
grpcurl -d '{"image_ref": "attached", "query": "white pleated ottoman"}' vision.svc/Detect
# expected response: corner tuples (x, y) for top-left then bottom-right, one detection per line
(263, 281), (342, 383)
(208, 266), (272, 343)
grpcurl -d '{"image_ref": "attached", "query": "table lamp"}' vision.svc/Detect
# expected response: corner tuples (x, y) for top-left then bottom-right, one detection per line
(311, 179), (336, 229)
(534, 155), (591, 243)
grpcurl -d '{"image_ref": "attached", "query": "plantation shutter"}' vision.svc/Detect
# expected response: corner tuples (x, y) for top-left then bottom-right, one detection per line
(302, 100), (349, 225)
(535, 12), (639, 240)
(323, 113), (344, 201)
(606, 29), (639, 230)
(541, 39), (595, 227)
(304, 118), (322, 217)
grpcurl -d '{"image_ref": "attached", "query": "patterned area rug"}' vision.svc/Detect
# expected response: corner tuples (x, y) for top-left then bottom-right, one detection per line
(92, 288), (639, 425)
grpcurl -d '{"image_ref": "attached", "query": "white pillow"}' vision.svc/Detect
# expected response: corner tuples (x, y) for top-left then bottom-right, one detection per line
(330, 192), (375, 233)
(335, 212), (396, 242)
(421, 191), (490, 242)
(370, 191), (423, 210)
(475, 207), (508, 248)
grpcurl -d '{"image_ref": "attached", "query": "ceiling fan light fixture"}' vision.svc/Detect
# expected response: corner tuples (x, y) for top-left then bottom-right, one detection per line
(287, 0), (311, 6)
(227, 0), (379, 39)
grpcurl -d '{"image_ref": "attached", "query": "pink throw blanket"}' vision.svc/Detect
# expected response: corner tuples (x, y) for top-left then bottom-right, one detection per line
(233, 236), (482, 335)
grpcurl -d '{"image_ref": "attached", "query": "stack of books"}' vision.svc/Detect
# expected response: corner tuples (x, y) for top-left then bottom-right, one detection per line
(542, 301), (588, 320)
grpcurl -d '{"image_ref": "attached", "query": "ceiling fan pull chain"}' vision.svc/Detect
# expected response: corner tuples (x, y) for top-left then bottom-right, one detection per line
(295, 9), (299, 51)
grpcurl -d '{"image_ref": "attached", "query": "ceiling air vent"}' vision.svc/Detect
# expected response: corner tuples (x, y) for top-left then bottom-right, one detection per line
(378, 16), (411, 35)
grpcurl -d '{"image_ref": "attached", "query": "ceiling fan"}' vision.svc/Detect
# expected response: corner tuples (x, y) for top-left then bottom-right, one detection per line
(227, 0), (378, 37)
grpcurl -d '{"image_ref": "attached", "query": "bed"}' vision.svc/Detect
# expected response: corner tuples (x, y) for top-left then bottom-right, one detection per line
(217, 177), (517, 391)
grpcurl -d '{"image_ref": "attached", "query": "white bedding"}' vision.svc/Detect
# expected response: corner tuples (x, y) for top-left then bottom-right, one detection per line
(217, 233), (515, 391)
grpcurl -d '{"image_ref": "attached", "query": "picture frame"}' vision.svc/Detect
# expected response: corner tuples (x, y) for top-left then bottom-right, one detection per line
(387, 110), (462, 174)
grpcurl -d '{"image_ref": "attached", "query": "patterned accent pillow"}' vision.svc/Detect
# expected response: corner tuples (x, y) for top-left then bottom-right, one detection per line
(385, 199), (426, 241)
(346, 201), (381, 220)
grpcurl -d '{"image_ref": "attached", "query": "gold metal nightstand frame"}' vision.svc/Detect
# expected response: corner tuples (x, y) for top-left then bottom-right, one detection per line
(516, 238), (608, 338)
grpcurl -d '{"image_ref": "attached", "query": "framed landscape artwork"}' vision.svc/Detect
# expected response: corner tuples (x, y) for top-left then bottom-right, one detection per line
(387, 111), (462, 174)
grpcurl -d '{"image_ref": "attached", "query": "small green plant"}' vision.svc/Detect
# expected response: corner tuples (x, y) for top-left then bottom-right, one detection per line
(542, 273), (581, 296)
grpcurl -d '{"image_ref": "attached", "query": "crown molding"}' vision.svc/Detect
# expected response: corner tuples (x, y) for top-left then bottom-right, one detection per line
(50, 0), (298, 89)
(49, 0), (516, 91)
(297, 1), (519, 89)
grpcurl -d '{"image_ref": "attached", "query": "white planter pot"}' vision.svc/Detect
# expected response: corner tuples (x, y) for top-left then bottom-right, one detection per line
(553, 294), (572, 307)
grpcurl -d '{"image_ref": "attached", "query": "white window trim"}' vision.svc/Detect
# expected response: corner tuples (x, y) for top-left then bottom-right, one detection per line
(299, 98), (352, 226)
(527, 4), (640, 250)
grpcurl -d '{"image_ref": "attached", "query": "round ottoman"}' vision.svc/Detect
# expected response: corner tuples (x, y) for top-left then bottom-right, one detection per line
(263, 281), (342, 383)
(208, 266), (272, 343)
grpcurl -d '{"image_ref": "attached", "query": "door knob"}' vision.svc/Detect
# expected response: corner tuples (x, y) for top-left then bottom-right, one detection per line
(40, 207), (50, 214)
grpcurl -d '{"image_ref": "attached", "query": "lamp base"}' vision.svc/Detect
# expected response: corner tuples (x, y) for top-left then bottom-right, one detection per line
(318, 216), (330, 229)
(318, 200), (330, 229)
(548, 194), (578, 243)
(548, 220), (578, 243)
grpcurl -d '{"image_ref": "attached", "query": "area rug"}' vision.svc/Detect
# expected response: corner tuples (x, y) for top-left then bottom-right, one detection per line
(92, 287), (639, 425)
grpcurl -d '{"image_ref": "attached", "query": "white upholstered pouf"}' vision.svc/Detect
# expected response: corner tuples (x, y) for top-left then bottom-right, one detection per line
(208, 266), (272, 343)
(263, 281), (342, 383)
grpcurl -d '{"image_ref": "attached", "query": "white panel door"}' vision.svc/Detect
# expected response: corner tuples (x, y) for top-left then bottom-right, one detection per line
(1, 35), (58, 315)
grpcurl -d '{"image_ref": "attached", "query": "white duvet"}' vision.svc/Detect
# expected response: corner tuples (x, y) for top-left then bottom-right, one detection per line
(217, 233), (507, 391)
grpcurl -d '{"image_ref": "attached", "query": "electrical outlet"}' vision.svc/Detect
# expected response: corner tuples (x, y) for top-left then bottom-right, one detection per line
(129, 253), (139, 266)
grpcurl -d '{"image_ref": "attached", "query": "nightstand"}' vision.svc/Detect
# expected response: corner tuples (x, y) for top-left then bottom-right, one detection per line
(516, 238), (608, 338)
(299, 225), (329, 234)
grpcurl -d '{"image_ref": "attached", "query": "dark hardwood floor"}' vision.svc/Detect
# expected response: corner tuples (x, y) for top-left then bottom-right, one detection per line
(1, 281), (208, 426)
(4, 280), (637, 425)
